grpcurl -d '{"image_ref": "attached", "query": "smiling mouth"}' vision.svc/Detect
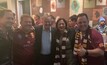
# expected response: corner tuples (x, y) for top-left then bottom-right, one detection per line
(59, 27), (64, 30)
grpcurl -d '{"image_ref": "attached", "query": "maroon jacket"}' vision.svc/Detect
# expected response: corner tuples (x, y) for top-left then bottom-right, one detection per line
(13, 28), (35, 65)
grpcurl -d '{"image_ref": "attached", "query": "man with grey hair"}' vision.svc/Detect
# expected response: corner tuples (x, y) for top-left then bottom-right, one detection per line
(0, 9), (14, 65)
(34, 15), (55, 65)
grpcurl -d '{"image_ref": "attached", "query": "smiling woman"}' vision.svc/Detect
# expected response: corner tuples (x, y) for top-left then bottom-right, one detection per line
(53, 18), (76, 65)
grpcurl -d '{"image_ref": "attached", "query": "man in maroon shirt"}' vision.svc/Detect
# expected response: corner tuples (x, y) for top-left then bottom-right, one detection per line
(13, 14), (35, 65)
(74, 13), (105, 65)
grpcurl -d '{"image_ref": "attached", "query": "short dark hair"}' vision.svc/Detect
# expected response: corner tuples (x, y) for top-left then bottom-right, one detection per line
(69, 15), (77, 22)
(20, 14), (34, 23)
(77, 13), (89, 20)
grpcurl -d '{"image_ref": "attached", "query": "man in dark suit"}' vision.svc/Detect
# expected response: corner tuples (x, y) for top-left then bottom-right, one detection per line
(34, 15), (55, 65)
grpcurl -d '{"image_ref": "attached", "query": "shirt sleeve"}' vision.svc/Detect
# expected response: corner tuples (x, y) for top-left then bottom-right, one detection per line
(91, 29), (105, 50)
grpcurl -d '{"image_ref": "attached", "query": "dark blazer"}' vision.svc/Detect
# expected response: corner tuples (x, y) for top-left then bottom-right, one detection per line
(34, 25), (56, 65)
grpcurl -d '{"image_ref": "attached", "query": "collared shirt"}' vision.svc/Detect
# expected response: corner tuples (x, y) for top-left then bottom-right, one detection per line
(76, 29), (105, 65)
(41, 26), (51, 55)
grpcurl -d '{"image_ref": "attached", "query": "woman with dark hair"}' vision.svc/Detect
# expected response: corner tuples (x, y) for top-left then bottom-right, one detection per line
(53, 18), (76, 65)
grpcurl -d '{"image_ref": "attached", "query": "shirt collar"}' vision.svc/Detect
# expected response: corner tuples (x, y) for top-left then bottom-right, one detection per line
(43, 26), (51, 32)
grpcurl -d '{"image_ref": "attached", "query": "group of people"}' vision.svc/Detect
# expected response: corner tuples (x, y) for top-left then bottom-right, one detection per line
(0, 9), (106, 65)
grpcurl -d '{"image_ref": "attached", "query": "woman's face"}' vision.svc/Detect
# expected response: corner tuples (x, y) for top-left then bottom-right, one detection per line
(57, 20), (66, 32)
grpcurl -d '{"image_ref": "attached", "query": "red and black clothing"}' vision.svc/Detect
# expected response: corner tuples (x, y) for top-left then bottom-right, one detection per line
(74, 27), (105, 65)
(13, 28), (35, 65)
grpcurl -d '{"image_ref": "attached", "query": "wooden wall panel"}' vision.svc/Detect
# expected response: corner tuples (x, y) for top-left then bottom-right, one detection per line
(31, 0), (107, 24)
(42, 0), (69, 20)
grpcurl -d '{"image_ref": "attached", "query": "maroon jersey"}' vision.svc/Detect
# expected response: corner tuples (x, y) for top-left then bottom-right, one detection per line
(86, 29), (105, 65)
(13, 29), (35, 65)
(74, 28), (105, 65)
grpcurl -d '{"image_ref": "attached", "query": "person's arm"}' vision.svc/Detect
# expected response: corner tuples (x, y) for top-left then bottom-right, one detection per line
(74, 46), (104, 57)
(88, 29), (105, 57)
(87, 48), (104, 57)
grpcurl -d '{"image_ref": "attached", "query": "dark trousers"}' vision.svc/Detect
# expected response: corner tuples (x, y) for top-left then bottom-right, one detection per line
(36, 54), (52, 65)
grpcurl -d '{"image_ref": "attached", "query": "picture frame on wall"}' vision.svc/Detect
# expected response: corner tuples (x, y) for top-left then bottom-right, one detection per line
(84, 0), (95, 8)
(56, 0), (65, 8)
(96, 0), (106, 6)
(92, 9), (102, 21)
(69, 0), (83, 16)
(36, 0), (42, 7)
(0, 0), (7, 9)
(50, 0), (56, 12)
(103, 7), (107, 16)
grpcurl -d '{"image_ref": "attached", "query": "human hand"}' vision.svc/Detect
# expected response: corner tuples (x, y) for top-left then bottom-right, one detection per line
(74, 46), (86, 57)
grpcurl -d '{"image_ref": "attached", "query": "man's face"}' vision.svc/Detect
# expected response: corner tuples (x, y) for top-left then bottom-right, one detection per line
(2, 12), (14, 28)
(21, 17), (33, 31)
(43, 17), (52, 30)
(77, 16), (89, 32)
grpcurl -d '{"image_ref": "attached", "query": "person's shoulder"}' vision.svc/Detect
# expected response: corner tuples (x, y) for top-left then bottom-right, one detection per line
(35, 25), (42, 28)
(14, 28), (21, 33)
(35, 25), (43, 30)
(91, 28), (101, 35)
(93, 24), (99, 29)
(67, 28), (75, 33)
(13, 28), (23, 37)
(51, 27), (56, 31)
